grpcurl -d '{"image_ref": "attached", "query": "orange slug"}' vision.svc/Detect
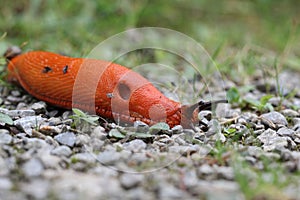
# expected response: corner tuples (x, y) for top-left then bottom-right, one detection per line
(4, 47), (226, 128)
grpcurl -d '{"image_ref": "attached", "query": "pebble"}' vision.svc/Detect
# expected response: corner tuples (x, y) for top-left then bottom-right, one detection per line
(71, 152), (96, 164)
(14, 116), (44, 135)
(22, 158), (44, 177)
(0, 177), (12, 190)
(30, 101), (47, 114)
(120, 173), (144, 189)
(21, 179), (49, 199)
(260, 111), (288, 128)
(277, 127), (294, 137)
(257, 129), (288, 151)
(54, 132), (76, 147)
(91, 126), (107, 140)
(51, 145), (72, 157)
(0, 130), (12, 144)
(97, 150), (121, 165)
(134, 121), (149, 133)
(7, 109), (35, 118)
(123, 139), (147, 153)
(171, 125), (183, 134)
(281, 109), (299, 118)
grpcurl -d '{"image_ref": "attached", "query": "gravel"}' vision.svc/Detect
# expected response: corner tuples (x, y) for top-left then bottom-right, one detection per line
(1, 70), (300, 199)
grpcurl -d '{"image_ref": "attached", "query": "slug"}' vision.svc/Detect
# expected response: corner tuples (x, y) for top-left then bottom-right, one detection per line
(4, 47), (226, 128)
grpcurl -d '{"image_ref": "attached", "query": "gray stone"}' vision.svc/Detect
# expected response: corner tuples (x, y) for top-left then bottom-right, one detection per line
(0, 157), (9, 176)
(0, 177), (12, 190)
(260, 111), (288, 128)
(75, 134), (90, 146)
(277, 127), (294, 137)
(7, 109), (35, 118)
(171, 125), (183, 134)
(91, 126), (107, 140)
(206, 119), (221, 137)
(14, 116), (44, 135)
(281, 109), (299, 118)
(97, 151), (121, 165)
(198, 164), (214, 177)
(21, 179), (49, 199)
(257, 129), (288, 151)
(134, 121), (149, 133)
(196, 180), (244, 200)
(71, 152), (96, 164)
(168, 145), (199, 155)
(0, 131), (12, 144)
(30, 101), (47, 114)
(159, 184), (189, 199)
(51, 145), (72, 157)
(123, 139), (147, 153)
(54, 132), (76, 147)
(120, 173), (143, 189)
(215, 166), (234, 180)
(215, 103), (240, 118)
(47, 117), (62, 126)
(22, 158), (44, 177)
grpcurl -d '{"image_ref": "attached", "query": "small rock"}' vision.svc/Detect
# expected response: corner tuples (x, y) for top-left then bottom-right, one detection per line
(21, 179), (49, 199)
(197, 164), (214, 177)
(47, 117), (62, 126)
(71, 152), (96, 164)
(171, 125), (183, 134)
(22, 158), (44, 177)
(7, 109), (35, 118)
(14, 116), (44, 135)
(123, 139), (147, 153)
(30, 101), (47, 114)
(134, 121), (149, 133)
(215, 103), (240, 118)
(54, 132), (76, 147)
(0, 130), (12, 144)
(75, 134), (90, 146)
(120, 173), (143, 189)
(215, 166), (234, 180)
(281, 109), (299, 118)
(51, 145), (72, 157)
(257, 129), (288, 151)
(0, 177), (12, 190)
(39, 125), (61, 135)
(0, 157), (9, 176)
(168, 145), (198, 156)
(159, 184), (188, 199)
(260, 111), (288, 129)
(91, 126), (107, 140)
(11, 90), (21, 97)
(277, 127), (294, 137)
(206, 119), (221, 137)
(97, 151), (121, 165)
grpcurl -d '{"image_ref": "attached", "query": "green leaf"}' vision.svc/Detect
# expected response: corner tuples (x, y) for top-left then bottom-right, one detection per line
(260, 95), (273, 106)
(244, 98), (260, 107)
(224, 128), (237, 134)
(109, 129), (125, 139)
(72, 108), (87, 117)
(83, 116), (99, 125)
(226, 87), (240, 103)
(149, 122), (170, 134)
(0, 112), (13, 125)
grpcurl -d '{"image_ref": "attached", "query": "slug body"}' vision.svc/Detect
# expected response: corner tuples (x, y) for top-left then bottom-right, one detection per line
(6, 51), (197, 127)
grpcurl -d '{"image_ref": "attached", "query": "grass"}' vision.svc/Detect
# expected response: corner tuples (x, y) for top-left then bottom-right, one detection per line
(1, 1), (300, 199)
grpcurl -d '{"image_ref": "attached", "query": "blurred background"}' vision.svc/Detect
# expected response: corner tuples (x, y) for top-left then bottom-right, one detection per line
(1, 0), (299, 83)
